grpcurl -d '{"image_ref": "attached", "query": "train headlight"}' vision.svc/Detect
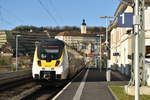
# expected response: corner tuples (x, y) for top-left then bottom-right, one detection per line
(55, 60), (60, 66)
(37, 60), (42, 66)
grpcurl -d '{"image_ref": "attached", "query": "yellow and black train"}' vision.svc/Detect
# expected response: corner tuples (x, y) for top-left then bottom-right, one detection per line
(32, 38), (85, 81)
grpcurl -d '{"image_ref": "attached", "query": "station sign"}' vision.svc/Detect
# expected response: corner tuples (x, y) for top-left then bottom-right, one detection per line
(94, 53), (100, 57)
(113, 52), (120, 56)
(117, 12), (133, 27)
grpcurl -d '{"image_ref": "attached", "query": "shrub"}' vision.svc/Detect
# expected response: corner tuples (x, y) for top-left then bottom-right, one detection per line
(0, 56), (11, 65)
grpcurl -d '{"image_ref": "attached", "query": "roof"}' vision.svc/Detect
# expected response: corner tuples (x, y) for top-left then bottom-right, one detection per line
(109, 0), (150, 31)
(82, 19), (86, 25)
(39, 38), (65, 46)
(115, 0), (150, 16)
(56, 32), (100, 37)
(124, 0), (150, 3)
(114, 2), (128, 17)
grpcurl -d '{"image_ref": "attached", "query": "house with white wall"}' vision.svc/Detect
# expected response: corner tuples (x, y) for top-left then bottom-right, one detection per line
(109, 1), (150, 77)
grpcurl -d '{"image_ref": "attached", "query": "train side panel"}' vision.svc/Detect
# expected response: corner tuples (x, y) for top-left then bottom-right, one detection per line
(60, 46), (69, 79)
(67, 46), (85, 78)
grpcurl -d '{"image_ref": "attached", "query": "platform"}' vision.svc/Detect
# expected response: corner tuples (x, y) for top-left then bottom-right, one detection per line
(52, 67), (129, 100)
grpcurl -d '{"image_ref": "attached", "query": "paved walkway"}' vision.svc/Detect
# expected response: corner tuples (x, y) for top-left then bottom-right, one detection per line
(53, 67), (129, 100)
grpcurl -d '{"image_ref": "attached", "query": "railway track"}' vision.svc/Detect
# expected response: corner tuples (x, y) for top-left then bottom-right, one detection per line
(0, 74), (40, 100)
(0, 71), (40, 100)
(21, 70), (83, 100)
(20, 79), (68, 100)
(0, 70), (32, 86)
(0, 82), (41, 100)
(0, 70), (81, 100)
(0, 77), (68, 100)
(21, 86), (62, 100)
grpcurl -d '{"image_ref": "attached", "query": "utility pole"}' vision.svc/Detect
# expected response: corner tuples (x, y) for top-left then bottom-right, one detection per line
(100, 16), (113, 81)
(133, 0), (145, 100)
(133, 0), (140, 99)
(138, 0), (145, 86)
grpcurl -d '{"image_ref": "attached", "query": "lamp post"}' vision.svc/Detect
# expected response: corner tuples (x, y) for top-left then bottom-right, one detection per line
(100, 34), (104, 72)
(100, 16), (113, 81)
(100, 16), (113, 46)
(16, 35), (21, 71)
(97, 34), (104, 72)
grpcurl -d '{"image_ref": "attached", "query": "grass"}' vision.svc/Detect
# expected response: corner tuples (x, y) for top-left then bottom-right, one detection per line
(109, 86), (150, 100)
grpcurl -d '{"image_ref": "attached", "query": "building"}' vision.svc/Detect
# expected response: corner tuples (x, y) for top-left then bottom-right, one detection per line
(109, 1), (150, 77)
(55, 19), (105, 57)
(0, 30), (51, 56)
(55, 32), (101, 56)
(55, 19), (105, 67)
(81, 19), (87, 34)
(0, 31), (7, 47)
(11, 31), (50, 55)
(0, 31), (13, 55)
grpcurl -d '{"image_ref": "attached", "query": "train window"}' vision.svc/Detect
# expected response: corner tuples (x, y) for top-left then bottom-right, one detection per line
(45, 49), (59, 53)
(37, 45), (64, 60)
(146, 54), (150, 58)
(146, 46), (150, 52)
(146, 46), (150, 58)
(41, 53), (47, 59)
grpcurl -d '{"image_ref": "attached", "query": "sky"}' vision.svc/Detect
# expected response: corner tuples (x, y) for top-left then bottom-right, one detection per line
(0, 0), (120, 30)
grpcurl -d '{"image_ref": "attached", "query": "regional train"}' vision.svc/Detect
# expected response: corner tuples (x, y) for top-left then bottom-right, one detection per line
(32, 38), (85, 81)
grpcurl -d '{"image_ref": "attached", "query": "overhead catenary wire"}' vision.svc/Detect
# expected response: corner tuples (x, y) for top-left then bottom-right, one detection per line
(48, 0), (63, 25)
(48, 0), (59, 14)
(0, 15), (15, 29)
(0, 1), (22, 29)
(37, 0), (59, 26)
(1, 7), (24, 23)
(1, 16), (15, 26)
(0, 0), (15, 29)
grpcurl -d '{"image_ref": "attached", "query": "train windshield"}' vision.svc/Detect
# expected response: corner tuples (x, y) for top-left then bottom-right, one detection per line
(38, 45), (63, 60)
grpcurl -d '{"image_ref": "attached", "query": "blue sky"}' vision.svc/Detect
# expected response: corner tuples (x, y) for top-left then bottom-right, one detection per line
(0, 0), (120, 30)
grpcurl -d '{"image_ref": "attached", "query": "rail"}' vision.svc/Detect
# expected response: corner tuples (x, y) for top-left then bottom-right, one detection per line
(0, 70), (32, 85)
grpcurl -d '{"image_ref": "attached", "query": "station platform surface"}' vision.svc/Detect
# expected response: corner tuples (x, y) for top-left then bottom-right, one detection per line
(53, 67), (129, 100)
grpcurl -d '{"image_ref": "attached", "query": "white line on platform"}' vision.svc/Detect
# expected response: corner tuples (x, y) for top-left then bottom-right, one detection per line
(73, 69), (89, 100)
(52, 69), (84, 100)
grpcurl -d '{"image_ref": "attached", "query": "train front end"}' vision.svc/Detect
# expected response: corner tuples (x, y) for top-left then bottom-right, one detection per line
(32, 39), (67, 80)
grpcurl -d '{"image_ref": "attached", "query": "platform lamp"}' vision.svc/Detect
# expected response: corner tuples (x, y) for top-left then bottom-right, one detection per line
(99, 16), (114, 81)
(16, 35), (21, 71)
